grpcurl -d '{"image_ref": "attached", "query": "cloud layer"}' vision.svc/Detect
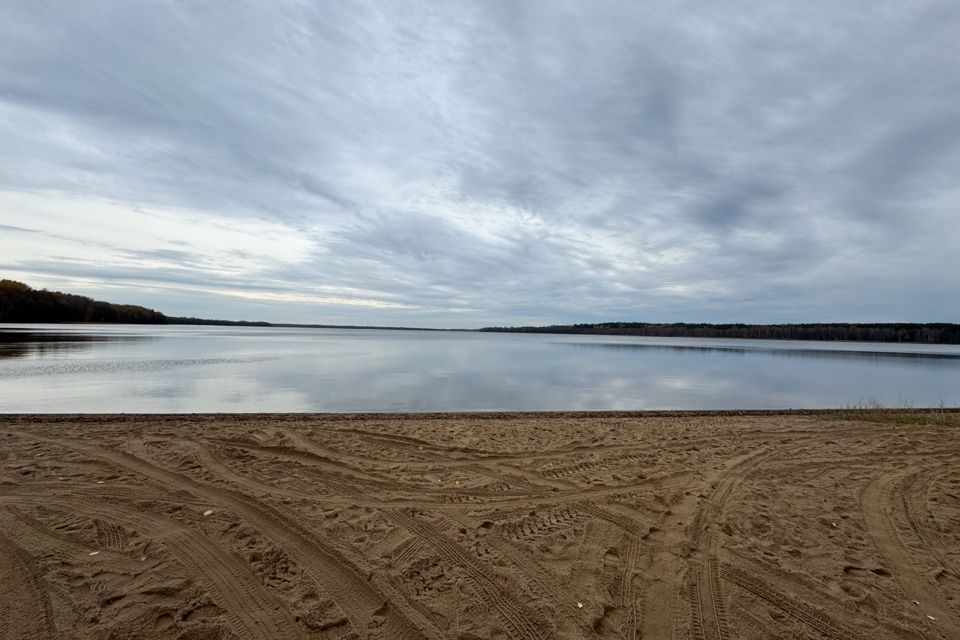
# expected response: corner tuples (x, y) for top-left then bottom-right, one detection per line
(2, 1), (959, 326)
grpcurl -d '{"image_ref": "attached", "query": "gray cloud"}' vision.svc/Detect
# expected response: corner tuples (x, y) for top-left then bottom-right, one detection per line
(1, 1), (959, 326)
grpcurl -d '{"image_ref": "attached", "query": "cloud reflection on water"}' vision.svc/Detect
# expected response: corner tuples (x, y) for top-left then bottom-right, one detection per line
(1, 326), (959, 411)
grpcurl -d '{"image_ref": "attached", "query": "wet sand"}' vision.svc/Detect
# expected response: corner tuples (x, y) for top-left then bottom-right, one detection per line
(1, 410), (958, 639)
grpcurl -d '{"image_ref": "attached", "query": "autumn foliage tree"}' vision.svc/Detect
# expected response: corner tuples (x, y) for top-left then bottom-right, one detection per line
(0, 280), (167, 324)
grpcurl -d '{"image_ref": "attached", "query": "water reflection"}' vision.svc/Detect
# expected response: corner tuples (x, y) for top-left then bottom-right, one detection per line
(0, 330), (151, 360)
(0, 325), (959, 412)
(561, 341), (960, 363)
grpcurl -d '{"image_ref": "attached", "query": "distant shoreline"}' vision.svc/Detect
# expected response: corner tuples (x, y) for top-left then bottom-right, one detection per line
(3, 407), (959, 420)
(5, 318), (960, 345)
(165, 316), (455, 331)
(5, 279), (960, 344)
(480, 322), (960, 344)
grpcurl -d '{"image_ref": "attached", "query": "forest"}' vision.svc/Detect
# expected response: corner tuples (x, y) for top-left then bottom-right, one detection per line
(0, 280), (167, 324)
(480, 322), (960, 344)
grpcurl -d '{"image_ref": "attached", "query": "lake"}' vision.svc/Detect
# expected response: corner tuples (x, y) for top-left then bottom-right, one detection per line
(1, 324), (959, 412)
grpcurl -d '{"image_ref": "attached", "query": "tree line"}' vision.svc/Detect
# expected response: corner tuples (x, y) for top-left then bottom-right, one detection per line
(479, 322), (960, 344)
(0, 280), (167, 324)
(166, 316), (271, 326)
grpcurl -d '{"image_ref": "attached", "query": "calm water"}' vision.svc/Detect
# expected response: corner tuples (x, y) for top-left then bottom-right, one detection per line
(1, 324), (959, 412)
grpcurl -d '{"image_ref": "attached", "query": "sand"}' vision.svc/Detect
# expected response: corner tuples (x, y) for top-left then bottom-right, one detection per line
(0, 410), (958, 640)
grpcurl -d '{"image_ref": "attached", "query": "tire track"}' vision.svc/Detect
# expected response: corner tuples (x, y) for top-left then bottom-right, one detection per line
(575, 502), (651, 539)
(196, 436), (690, 512)
(0, 505), (97, 558)
(720, 564), (863, 640)
(93, 518), (125, 550)
(860, 469), (959, 634)
(290, 429), (682, 468)
(271, 430), (402, 482)
(2, 482), (206, 508)
(687, 559), (729, 640)
(440, 510), (583, 638)
(391, 536), (426, 567)
(688, 563), (708, 640)
(685, 447), (772, 640)
(689, 447), (773, 550)
(199, 438), (549, 503)
(329, 427), (614, 462)
(706, 558), (729, 640)
(40, 435), (444, 640)
(193, 438), (678, 512)
(186, 441), (341, 501)
(499, 462), (578, 491)
(0, 532), (58, 640)
(498, 505), (583, 541)
(901, 467), (960, 579)
(43, 497), (307, 640)
(461, 463), (552, 494)
(620, 534), (642, 640)
(387, 510), (552, 640)
(190, 435), (394, 494)
(7, 413), (952, 640)
(337, 428), (455, 451)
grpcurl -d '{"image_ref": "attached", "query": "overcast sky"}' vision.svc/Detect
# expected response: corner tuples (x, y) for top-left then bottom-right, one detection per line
(2, 1), (959, 327)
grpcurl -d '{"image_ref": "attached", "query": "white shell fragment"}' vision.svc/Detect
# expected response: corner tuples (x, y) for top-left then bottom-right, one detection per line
(88, 551), (100, 556)
(203, 509), (214, 516)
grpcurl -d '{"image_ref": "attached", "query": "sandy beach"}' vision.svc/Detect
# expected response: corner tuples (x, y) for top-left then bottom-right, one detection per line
(1, 410), (958, 639)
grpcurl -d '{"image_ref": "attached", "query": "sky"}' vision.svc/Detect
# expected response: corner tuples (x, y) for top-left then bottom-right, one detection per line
(1, 1), (959, 328)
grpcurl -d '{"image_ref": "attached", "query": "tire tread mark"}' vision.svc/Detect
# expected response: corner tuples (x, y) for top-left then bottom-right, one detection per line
(720, 564), (861, 640)
(901, 468), (960, 578)
(0, 532), (58, 640)
(706, 558), (729, 640)
(388, 510), (551, 640)
(860, 469), (960, 632)
(441, 511), (571, 627)
(575, 502), (648, 538)
(190, 440), (366, 500)
(687, 561), (707, 640)
(93, 518), (125, 550)
(686, 449), (772, 640)
(41, 437), (444, 640)
(0, 505), (95, 558)
(499, 506), (581, 541)
(392, 536), (426, 567)
(51, 499), (307, 640)
(689, 448), (772, 550)
(620, 534), (642, 640)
